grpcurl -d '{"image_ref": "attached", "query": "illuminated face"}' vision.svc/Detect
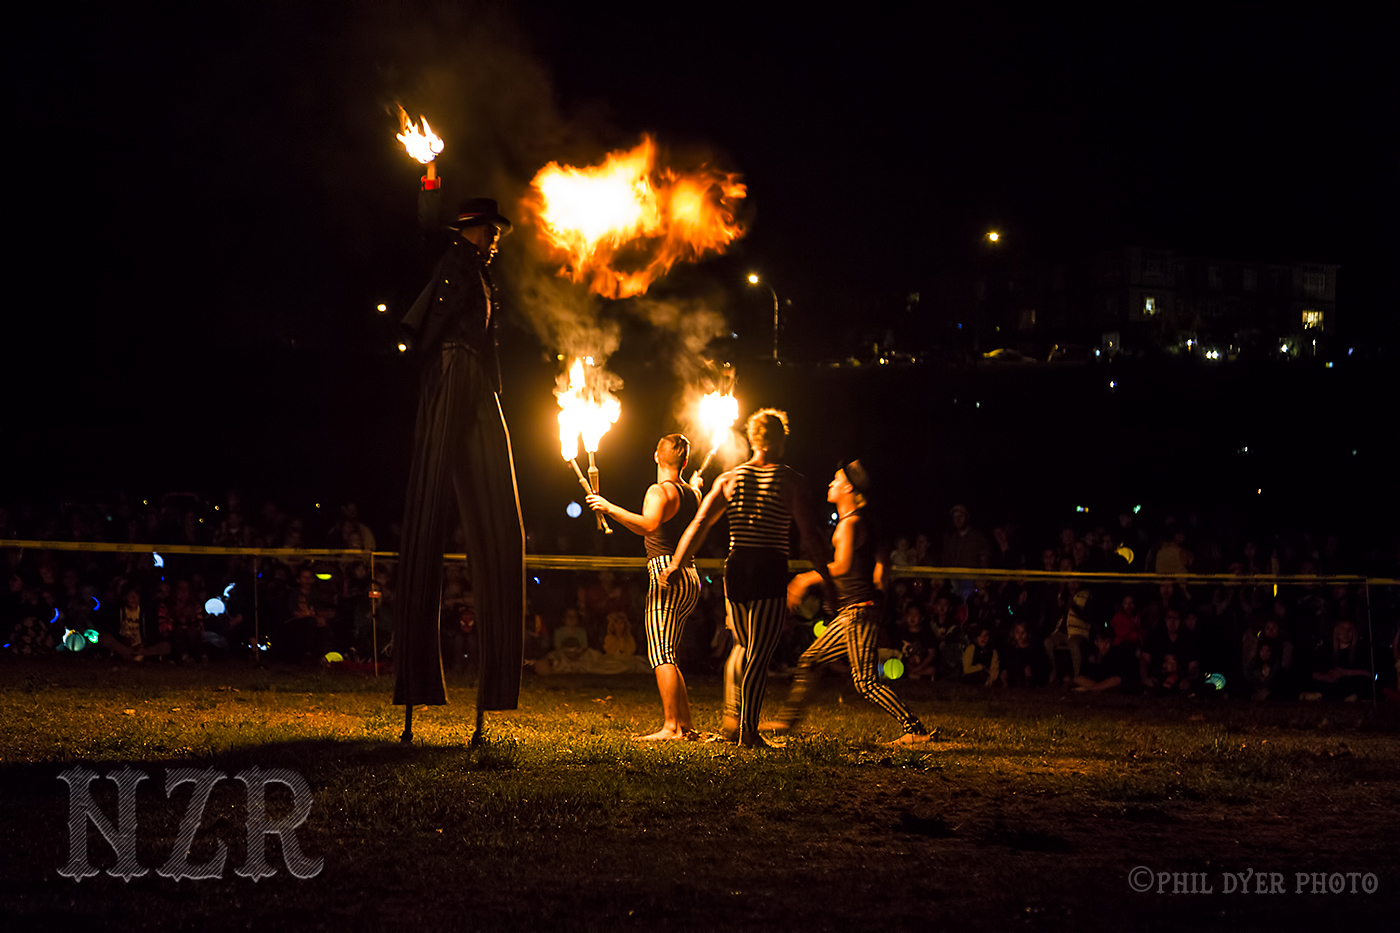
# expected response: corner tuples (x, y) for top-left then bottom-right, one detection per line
(828, 470), (851, 503)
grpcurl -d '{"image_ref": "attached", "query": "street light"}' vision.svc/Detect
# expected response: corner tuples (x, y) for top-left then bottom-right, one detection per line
(986, 231), (1000, 243)
(747, 272), (780, 360)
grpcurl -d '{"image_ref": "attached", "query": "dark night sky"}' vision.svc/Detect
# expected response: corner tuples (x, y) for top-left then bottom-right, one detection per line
(5, 3), (1397, 520)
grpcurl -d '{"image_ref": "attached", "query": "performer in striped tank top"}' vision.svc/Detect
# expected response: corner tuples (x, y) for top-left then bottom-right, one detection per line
(587, 434), (702, 740)
(663, 409), (833, 747)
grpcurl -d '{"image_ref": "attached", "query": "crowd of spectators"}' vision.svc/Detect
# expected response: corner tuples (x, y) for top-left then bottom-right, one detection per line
(875, 504), (1400, 702)
(0, 493), (724, 676)
(3, 493), (1399, 704)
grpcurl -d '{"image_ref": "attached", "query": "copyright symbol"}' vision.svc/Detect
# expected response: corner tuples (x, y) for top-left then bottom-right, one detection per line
(1129, 866), (1155, 893)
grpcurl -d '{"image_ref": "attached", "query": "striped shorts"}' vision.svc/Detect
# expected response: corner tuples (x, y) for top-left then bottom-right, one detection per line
(645, 555), (700, 669)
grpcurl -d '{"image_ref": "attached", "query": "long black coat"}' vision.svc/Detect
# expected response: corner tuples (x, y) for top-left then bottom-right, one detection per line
(393, 235), (525, 710)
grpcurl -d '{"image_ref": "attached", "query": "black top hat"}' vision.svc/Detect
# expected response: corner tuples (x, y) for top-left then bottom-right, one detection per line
(837, 458), (873, 498)
(451, 197), (513, 234)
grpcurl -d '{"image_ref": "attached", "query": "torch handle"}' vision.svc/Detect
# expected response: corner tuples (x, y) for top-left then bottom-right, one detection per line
(587, 465), (612, 534)
(570, 459), (612, 534)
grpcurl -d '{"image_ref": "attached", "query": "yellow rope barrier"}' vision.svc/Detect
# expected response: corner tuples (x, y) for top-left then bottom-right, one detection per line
(2, 540), (1395, 586)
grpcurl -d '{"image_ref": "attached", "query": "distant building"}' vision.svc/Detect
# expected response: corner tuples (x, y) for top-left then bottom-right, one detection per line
(1094, 247), (1338, 357)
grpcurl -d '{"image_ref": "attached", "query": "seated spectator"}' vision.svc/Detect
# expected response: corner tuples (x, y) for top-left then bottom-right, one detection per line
(1108, 594), (1144, 649)
(602, 611), (636, 657)
(1074, 628), (1138, 693)
(595, 611), (649, 674)
(1044, 563), (1091, 682)
(1152, 653), (1192, 696)
(1246, 639), (1279, 700)
(937, 609), (970, 680)
(99, 585), (171, 661)
(441, 588), (475, 673)
(1000, 621), (1046, 687)
(536, 608), (603, 674)
(961, 625), (999, 686)
(282, 566), (328, 664)
(168, 579), (207, 663)
(895, 604), (937, 680)
(1303, 620), (1371, 701)
(523, 612), (551, 662)
(1242, 616), (1295, 697)
(1141, 608), (1196, 690)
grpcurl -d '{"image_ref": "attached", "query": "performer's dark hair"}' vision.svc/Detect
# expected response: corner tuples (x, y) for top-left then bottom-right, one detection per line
(657, 433), (690, 470)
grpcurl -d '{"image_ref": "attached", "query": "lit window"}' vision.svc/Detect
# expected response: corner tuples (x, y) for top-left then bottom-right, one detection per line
(1143, 296), (1157, 316)
(1302, 309), (1323, 330)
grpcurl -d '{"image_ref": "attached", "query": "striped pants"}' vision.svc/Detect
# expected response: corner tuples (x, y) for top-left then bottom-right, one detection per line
(645, 556), (700, 669)
(722, 596), (789, 737)
(778, 604), (925, 736)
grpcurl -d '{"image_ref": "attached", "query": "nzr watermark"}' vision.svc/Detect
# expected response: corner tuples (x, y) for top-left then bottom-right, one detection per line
(56, 766), (323, 882)
(1129, 866), (1379, 895)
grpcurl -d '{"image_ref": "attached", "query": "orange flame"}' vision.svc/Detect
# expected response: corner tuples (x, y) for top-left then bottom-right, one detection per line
(396, 105), (445, 164)
(556, 357), (622, 460)
(526, 136), (746, 298)
(696, 391), (739, 456)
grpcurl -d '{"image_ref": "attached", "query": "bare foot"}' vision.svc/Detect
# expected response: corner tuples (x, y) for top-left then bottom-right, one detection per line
(758, 720), (791, 734)
(885, 731), (935, 746)
(633, 726), (689, 741)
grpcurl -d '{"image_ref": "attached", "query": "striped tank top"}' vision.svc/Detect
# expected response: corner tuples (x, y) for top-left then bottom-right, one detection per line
(727, 462), (793, 554)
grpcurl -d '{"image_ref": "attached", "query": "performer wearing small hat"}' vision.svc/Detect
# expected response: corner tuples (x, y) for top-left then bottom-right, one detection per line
(586, 433), (703, 740)
(394, 196), (525, 743)
(767, 460), (933, 744)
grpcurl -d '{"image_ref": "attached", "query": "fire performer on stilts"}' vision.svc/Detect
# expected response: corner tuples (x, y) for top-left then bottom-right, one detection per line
(764, 460), (934, 745)
(585, 434), (703, 741)
(662, 409), (832, 747)
(393, 183), (526, 745)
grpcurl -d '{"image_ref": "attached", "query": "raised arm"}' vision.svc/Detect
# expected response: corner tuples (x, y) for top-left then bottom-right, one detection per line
(662, 471), (732, 583)
(587, 483), (675, 538)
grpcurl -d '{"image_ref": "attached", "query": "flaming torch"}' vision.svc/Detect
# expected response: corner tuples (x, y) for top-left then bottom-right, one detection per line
(557, 357), (621, 533)
(689, 390), (740, 490)
(396, 105), (445, 188)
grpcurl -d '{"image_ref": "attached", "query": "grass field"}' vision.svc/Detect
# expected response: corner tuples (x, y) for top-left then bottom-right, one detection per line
(1, 658), (1397, 931)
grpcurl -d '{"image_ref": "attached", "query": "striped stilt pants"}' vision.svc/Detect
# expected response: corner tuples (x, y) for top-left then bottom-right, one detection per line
(645, 556), (700, 669)
(722, 596), (789, 737)
(778, 604), (925, 735)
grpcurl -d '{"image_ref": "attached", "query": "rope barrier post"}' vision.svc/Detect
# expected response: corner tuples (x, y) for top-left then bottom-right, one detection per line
(370, 551), (378, 677)
(1364, 578), (1378, 707)
(252, 554), (260, 667)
